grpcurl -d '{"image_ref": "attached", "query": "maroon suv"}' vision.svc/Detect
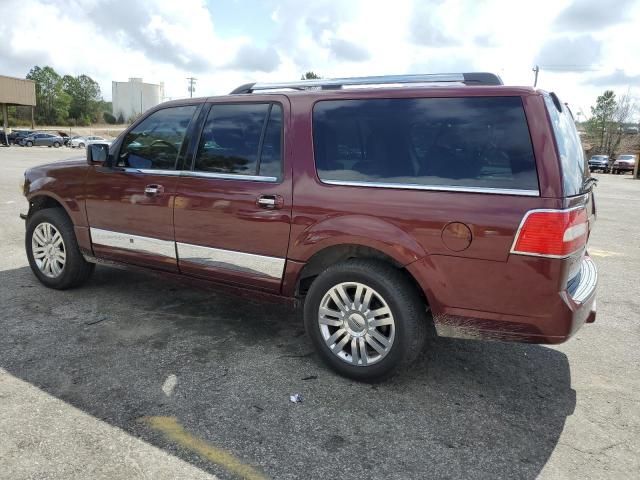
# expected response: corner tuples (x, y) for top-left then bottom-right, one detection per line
(22, 72), (597, 380)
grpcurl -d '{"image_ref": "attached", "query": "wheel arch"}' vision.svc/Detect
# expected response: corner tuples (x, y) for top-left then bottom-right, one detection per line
(292, 243), (430, 308)
(27, 193), (72, 222)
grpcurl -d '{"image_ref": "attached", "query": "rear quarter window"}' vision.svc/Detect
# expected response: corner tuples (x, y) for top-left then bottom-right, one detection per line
(312, 96), (539, 192)
(543, 94), (588, 196)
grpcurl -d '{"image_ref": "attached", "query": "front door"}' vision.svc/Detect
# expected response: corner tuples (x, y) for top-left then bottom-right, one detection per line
(85, 104), (200, 271)
(173, 100), (292, 292)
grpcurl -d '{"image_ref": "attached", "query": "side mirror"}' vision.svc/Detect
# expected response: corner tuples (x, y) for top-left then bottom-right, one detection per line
(87, 143), (110, 165)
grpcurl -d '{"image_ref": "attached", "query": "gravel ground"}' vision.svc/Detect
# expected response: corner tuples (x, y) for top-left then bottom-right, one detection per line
(0, 146), (638, 479)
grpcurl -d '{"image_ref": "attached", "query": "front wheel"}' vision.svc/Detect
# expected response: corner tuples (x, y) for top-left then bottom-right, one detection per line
(304, 259), (427, 381)
(53, 141), (60, 148)
(78, 143), (85, 148)
(26, 141), (33, 147)
(26, 208), (94, 289)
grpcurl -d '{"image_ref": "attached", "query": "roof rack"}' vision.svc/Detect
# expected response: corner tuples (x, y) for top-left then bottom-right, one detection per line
(230, 72), (502, 94)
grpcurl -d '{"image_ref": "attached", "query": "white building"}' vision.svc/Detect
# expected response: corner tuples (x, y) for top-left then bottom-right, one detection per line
(112, 78), (164, 122)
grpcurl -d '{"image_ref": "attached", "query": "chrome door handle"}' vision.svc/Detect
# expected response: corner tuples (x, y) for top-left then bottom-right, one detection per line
(256, 194), (283, 209)
(257, 197), (276, 207)
(144, 184), (163, 195)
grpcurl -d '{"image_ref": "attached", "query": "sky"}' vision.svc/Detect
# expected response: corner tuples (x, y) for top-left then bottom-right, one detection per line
(1, 0), (639, 119)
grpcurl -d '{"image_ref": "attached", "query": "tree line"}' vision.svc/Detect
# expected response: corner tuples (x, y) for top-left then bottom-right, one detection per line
(7, 66), (116, 127)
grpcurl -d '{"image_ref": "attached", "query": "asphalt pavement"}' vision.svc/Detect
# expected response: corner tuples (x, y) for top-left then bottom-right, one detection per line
(0, 146), (638, 479)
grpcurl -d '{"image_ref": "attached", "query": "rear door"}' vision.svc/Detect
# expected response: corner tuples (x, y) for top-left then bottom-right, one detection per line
(173, 99), (292, 292)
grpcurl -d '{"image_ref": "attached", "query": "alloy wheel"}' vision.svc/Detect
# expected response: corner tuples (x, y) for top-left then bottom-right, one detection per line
(32, 222), (66, 278)
(318, 281), (395, 366)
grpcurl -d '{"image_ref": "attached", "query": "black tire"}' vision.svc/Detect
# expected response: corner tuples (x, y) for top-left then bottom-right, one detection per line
(26, 141), (33, 147)
(26, 208), (94, 289)
(304, 259), (427, 381)
(53, 141), (60, 148)
(79, 142), (85, 148)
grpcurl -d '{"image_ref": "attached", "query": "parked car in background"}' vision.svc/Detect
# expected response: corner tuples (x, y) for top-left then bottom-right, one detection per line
(21, 73), (598, 380)
(588, 155), (610, 173)
(57, 132), (70, 146)
(611, 154), (637, 174)
(66, 135), (83, 147)
(20, 133), (64, 148)
(69, 136), (110, 148)
(8, 130), (33, 145)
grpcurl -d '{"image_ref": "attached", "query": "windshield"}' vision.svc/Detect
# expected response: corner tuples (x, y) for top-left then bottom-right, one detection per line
(618, 155), (635, 160)
(544, 94), (588, 196)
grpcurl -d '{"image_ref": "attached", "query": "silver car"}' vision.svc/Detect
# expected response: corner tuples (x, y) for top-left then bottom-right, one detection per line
(70, 136), (110, 148)
(21, 133), (64, 148)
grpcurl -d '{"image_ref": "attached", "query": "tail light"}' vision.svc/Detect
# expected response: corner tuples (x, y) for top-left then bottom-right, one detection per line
(511, 207), (588, 258)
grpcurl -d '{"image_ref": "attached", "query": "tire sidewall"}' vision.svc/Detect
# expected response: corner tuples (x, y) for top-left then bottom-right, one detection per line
(304, 263), (419, 380)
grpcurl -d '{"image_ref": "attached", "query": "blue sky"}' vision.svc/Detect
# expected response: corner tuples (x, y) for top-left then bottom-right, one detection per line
(1, 0), (639, 117)
(209, 0), (276, 43)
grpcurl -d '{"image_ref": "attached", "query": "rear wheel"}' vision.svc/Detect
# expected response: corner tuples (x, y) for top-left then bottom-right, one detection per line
(79, 142), (85, 148)
(26, 208), (94, 289)
(304, 259), (427, 381)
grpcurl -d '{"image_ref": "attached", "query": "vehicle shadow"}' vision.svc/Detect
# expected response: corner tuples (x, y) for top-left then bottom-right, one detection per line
(0, 265), (575, 480)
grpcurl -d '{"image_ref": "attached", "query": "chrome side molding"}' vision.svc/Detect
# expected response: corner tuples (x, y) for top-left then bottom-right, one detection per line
(90, 228), (177, 259)
(89, 227), (285, 280)
(176, 242), (285, 279)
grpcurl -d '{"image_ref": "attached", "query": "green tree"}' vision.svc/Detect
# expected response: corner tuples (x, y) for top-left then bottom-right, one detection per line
(301, 71), (321, 80)
(62, 74), (102, 124)
(27, 66), (68, 124)
(587, 90), (617, 153)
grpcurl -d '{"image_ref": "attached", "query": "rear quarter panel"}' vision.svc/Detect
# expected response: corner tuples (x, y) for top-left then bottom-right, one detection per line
(287, 89), (571, 329)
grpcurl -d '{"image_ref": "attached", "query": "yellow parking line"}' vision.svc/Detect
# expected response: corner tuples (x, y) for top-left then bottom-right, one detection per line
(142, 416), (267, 480)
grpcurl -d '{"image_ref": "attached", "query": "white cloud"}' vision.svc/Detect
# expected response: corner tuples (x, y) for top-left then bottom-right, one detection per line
(0, 0), (638, 117)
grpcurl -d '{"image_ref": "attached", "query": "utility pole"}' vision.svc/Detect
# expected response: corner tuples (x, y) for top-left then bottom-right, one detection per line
(187, 77), (197, 98)
(532, 65), (539, 87)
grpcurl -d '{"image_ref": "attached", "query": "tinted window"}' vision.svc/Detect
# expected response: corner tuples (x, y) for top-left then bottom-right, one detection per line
(313, 97), (538, 191)
(118, 105), (197, 170)
(195, 103), (269, 175)
(257, 105), (283, 178)
(543, 94), (587, 196)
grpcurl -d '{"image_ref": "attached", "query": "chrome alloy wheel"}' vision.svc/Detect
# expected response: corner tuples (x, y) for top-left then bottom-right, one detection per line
(318, 282), (396, 366)
(32, 222), (66, 278)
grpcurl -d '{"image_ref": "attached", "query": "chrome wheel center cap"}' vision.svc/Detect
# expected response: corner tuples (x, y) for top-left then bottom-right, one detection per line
(347, 312), (367, 335)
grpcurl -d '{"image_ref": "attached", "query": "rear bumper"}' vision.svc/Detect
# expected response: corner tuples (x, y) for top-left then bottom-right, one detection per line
(407, 254), (597, 344)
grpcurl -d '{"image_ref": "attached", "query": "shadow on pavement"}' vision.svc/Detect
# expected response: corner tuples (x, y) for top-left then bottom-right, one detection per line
(0, 265), (576, 480)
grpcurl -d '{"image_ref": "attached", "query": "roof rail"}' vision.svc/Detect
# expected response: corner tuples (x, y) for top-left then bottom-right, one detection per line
(230, 72), (503, 94)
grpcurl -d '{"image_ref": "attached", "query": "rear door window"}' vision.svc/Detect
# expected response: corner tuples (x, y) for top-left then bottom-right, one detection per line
(543, 94), (588, 196)
(313, 97), (539, 192)
(194, 103), (283, 179)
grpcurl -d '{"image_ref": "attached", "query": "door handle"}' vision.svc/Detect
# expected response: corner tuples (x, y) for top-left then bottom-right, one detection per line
(144, 184), (164, 195)
(257, 194), (283, 209)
